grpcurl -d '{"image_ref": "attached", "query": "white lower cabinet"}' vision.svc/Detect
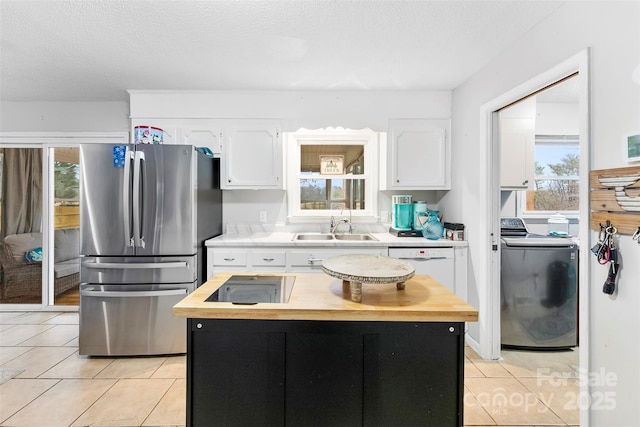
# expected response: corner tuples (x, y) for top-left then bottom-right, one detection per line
(208, 250), (249, 278)
(207, 247), (386, 278)
(287, 247), (386, 273)
(207, 246), (465, 301)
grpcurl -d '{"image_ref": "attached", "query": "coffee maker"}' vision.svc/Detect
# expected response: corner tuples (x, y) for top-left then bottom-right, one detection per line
(391, 195), (413, 231)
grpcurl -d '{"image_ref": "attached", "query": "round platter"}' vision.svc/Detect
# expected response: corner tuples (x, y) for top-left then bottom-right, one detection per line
(322, 254), (415, 302)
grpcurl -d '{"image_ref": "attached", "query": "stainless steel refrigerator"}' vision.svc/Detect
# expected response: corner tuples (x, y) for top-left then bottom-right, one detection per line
(78, 144), (222, 356)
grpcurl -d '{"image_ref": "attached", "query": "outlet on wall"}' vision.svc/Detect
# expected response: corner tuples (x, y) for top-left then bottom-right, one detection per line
(380, 210), (389, 223)
(259, 211), (267, 223)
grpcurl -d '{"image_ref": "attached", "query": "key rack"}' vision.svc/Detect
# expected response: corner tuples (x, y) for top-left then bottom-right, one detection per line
(590, 166), (640, 235)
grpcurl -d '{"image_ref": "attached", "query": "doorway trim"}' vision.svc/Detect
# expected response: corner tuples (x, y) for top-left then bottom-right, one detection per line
(479, 49), (590, 424)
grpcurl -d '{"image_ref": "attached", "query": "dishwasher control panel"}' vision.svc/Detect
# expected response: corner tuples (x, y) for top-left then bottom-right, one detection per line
(388, 247), (454, 259)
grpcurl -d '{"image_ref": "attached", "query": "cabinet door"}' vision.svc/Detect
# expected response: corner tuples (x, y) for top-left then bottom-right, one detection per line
(130, 119), (222, 154)
(188, 320), (285, 426)
(363, 323), (464, 427)
(500, 118), (535, 189)
(222, 120), (282, 189)
(388, 119), (450, 189)
(182, 120), (222, 153)
(286, 332), (363, 426)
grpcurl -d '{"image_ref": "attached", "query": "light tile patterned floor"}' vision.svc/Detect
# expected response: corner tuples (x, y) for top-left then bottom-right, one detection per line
(0, 311), (579, 426)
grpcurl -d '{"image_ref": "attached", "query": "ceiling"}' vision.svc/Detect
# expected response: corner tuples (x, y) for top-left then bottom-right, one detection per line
(0, 0), (565, 102)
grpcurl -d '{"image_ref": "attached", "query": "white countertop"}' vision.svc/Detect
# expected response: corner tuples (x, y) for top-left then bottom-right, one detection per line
(205, 224), (467, 248)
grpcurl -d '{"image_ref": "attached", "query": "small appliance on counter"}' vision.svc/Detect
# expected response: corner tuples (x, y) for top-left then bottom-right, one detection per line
(391, 195), (413, 230)
(444, 222), (465, 241)
(388, 227), (423, 237)
(413, 201), (428, 230)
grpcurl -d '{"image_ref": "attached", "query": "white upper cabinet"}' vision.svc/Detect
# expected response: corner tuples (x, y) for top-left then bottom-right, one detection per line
(499, 118), (535, 190)
(130, 118), (283, 190)
(499, 96), (535, 190)
(221, 120), (283, 189)
(384, 119), (450, 190)
(130, 119), (222, 153)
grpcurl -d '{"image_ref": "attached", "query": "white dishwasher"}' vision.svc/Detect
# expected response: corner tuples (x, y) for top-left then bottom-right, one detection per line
(388, 247), (455, 292)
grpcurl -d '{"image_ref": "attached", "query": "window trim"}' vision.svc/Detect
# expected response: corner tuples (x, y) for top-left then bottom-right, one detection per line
(286, 128), (379, 223)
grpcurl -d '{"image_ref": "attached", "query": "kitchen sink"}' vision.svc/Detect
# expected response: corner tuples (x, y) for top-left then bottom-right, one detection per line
(293, 233), (335, 241)
(292, 233), (377, 241)
(333, 233), (377, 241)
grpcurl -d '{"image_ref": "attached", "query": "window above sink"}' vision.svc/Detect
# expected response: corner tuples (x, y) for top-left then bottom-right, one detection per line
(285, 128), (380, 223)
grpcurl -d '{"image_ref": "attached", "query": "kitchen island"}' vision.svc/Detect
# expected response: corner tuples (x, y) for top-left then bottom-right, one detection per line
(173, 272), (478, 427)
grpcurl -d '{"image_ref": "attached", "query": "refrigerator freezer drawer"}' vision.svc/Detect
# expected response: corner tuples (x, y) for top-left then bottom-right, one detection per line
(81, 256), (196, 284)
(79, 283), (192, 356)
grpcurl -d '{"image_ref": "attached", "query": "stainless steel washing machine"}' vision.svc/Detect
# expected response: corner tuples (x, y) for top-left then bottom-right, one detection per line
(500, 218), (578, 349)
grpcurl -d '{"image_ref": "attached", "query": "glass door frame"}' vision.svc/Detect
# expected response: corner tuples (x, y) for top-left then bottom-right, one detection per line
(0, 132), (128, 311)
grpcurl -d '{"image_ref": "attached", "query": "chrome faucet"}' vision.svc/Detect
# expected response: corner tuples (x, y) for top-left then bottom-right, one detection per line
(330, 208), (353, 234)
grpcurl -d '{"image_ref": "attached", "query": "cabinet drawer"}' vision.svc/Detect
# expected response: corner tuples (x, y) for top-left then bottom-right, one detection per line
(288, 248), (385, 268)
(251, 252), (286, 267)
(288, 251), (330, 267)
(212, 251), (248, 266)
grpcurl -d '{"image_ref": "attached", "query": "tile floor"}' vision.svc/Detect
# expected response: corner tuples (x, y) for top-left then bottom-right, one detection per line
(0, 311), (579, 427)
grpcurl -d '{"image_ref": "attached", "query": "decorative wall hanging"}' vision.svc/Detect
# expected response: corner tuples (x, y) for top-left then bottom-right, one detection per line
(319, 155), (343, 175)
(624, 132), (640, 163)
(590, 166), (640, 234)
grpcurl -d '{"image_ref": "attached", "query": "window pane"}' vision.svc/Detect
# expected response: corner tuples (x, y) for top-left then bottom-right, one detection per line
(529, 179), (579, 211)
(53, 147), (80, 306)
(300, 178), (365, 210)
(300, 144), (365, 174)
(527, 137), (579, 212)
(300, 178), (327, 209)
(535, 144), (579, 176)
(1, 148), (43, 304)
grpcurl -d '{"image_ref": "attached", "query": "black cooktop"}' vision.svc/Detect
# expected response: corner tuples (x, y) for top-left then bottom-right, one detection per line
(206, 275), (295, 304)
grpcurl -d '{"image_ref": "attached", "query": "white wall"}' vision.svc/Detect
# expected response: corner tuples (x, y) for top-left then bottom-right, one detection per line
(536, 102), (579, 135)
(0, 101), (129, 132)
(128, 90), (451, 132)
(449, 1), (640, 424)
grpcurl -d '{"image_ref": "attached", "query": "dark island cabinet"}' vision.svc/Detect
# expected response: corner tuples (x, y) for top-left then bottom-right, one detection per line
(186, 319), (465, 427)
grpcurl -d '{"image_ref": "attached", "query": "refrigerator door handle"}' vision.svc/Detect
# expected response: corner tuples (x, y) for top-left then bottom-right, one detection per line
(123, 149), (135, 247)
(83, 261), (189, 269)
(81, 289), (188, 298)
(132, 151), (146, 248)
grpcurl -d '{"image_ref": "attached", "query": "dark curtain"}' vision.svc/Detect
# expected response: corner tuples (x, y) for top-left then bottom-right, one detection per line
(1, 148), (43, 241)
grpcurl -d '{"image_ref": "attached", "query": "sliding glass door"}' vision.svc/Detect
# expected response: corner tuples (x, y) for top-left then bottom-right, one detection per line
(0, 133), (127, 310)
(51, 147), (80, 306)
(0, 147), (44, 305)
(0, 146), (82, 307)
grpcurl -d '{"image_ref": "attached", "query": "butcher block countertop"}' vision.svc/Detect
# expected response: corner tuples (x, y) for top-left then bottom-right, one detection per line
(173, 272), (478, 322)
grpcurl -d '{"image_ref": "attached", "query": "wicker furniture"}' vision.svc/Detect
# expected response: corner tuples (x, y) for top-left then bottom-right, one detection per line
(0, 229), (80, 301)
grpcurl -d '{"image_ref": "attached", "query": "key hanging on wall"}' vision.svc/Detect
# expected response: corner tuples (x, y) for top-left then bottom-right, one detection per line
(600, 221), (619, 295)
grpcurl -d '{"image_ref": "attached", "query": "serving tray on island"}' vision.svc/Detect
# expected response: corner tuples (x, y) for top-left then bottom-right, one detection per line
(322, 254), (415, 302)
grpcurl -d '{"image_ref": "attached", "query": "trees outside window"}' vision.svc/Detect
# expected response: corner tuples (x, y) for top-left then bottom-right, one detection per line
(526, 137), (579, 212)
